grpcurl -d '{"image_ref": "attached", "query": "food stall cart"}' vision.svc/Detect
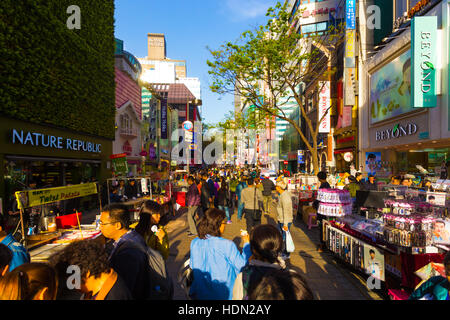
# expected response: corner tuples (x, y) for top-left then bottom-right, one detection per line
(14, 183), (103, 260)
(106, 177), (153, 221)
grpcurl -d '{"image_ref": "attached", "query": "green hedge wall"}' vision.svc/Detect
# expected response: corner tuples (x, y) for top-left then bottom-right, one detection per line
(0, 0), (116, 139)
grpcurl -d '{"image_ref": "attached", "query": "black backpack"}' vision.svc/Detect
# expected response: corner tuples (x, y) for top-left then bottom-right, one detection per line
(128, 241), (174, 300)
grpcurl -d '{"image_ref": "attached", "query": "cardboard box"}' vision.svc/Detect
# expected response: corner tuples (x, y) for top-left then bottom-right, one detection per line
(302, 205), (317, 225)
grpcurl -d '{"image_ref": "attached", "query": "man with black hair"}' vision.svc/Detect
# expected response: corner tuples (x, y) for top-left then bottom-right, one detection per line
(99, 203), (150, 299)
(364, 174), (378, 191)
(49, 239), (132, 300)
(241, 177), (264, 232)
(0, 243), (12, 277)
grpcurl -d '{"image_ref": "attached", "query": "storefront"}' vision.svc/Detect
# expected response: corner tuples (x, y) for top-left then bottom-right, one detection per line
(360, 2), (450, 179)
(334, 128), (358, 173)
(0, 117), (112, 214)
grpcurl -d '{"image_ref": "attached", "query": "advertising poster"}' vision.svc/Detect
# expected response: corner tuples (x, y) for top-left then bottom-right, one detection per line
(364, 245), (385, 281)
(432, 218), (450, 244)
(369, 50), (412, 124)
(365, 152), (381, 176)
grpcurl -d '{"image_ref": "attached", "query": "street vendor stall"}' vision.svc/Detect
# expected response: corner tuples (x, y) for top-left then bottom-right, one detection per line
(106, 177), (153, 221)
(319, 184), (449, 296)
(14, 183), (103, 258)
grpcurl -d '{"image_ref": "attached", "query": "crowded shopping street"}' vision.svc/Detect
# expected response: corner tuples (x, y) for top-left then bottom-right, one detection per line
(1, 0), (450, 307)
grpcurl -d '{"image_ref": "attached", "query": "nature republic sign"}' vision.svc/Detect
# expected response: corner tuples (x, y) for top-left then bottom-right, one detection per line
(411, 16), (437, 108)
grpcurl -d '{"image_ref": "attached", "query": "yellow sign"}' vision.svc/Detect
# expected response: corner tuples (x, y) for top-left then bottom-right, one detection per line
(345, 30), (355, 58)
(15, 183), (98, 209)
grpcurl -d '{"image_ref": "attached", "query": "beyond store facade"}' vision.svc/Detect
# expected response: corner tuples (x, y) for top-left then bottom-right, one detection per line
(359, 0), (450, 179)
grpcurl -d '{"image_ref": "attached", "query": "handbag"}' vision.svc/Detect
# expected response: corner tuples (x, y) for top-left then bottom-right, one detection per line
(285, 230), (295, 253)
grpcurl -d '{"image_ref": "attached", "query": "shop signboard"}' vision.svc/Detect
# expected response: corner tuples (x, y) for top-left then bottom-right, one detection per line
(369, 50), (412, 124)
(110, 153), (128, 175)
(11, 129), (102, 153)
(16, 183), (98, 210)
(318, 81), (331, 133)
(411, 16), (437, 108)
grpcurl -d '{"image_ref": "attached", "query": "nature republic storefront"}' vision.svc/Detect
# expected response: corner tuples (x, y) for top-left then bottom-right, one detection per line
(0, 117), (113, 214)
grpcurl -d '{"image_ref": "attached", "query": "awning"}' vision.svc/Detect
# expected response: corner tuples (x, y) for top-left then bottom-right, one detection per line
(5, 155), (101, 164)
(334, 147), (354, 155)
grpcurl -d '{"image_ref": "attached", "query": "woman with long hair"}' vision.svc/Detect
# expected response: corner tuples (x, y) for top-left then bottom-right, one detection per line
(189, 208), (251, 300)
(232, 224), (286, 300)
(0, 263), (58, 300)
(134, 200), (170, 260)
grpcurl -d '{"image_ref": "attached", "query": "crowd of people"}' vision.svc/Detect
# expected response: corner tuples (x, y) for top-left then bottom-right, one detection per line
(1, 166), (449, 300)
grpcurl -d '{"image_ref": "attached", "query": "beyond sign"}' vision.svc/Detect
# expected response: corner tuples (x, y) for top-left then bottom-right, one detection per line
(411, 16), (437, 108)
(375, 123), (418, 141)
(12, 129), (102, 153)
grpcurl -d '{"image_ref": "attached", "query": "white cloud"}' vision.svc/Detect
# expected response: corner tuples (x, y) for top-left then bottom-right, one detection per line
(224, 0), (274, 21)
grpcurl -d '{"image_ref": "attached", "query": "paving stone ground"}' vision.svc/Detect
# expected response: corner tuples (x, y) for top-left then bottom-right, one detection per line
(162, 200), (382, 300)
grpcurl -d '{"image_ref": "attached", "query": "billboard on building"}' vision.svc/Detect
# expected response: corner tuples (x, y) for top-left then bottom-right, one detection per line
(369, 50), (412, 124)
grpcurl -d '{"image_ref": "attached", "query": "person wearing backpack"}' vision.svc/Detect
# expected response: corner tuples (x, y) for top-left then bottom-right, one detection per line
(100, 204), (158, 300)
(134, 200), (170, 260)
(232, 224), (286, 300)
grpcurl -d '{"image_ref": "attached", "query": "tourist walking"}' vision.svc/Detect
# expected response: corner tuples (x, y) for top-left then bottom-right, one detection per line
(189, 208), (251, 300)
(241, 177), (264, 232)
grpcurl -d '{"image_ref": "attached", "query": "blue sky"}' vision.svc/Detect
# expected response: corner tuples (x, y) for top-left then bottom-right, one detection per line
(114, 0), (277, 124)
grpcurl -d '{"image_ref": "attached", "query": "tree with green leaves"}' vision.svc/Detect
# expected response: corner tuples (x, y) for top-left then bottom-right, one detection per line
(207, 1), (345, 174)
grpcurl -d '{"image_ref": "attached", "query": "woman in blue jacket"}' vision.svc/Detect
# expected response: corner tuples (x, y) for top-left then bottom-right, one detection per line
(189, 208), (251, 300)
(409, 251), (450, 300)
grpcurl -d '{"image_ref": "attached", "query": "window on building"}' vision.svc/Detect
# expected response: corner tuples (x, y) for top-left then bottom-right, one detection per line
(120, 114), (132, 130)
(395, 0), (408, 21)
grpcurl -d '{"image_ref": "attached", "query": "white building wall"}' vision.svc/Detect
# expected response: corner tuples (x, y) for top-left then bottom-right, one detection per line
(138, 59), (176, 84)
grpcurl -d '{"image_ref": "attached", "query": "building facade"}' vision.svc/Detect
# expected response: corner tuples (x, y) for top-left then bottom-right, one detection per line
(114, 39), (143, 176)
(359, 0), (450, 179)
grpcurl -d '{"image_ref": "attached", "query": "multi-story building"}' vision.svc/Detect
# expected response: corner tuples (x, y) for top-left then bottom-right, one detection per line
(281, 0), (348, 174)
(139, 33), (203, 170)
(114, 39), (143, 176)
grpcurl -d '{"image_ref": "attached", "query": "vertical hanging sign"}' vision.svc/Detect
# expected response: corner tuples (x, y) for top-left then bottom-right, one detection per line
(161, 99), (168, 139)
(411, 16), (437, 108)
(319, 81), (331, 133)
(345, 0), (356, 30)
(344, 0), (356, 106)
